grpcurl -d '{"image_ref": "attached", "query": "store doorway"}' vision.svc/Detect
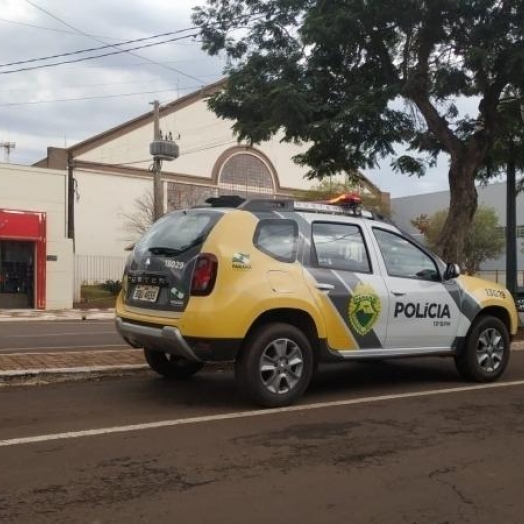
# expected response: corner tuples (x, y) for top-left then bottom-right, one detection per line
(0, 241), (35, 309)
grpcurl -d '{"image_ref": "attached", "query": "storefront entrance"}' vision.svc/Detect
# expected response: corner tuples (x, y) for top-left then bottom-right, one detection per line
(0, 209), (46, 309)
(0, 241), (35, 308)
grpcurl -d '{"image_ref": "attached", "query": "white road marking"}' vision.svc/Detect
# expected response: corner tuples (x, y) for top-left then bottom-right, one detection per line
(1, 380), (524, 448)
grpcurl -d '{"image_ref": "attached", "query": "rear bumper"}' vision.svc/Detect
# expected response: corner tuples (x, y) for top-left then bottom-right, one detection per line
(115, 317), (241, 362)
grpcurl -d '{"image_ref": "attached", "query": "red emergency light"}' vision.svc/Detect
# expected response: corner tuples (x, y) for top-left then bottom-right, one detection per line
(327, 192), (362, 206)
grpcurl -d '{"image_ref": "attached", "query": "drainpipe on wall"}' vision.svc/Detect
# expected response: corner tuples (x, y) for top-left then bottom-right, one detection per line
(67, 151), (75, 253)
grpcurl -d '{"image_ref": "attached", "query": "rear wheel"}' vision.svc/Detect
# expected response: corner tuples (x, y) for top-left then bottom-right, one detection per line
(455, 316), (510, 382)
(235, 323), (314, 408)
(144, 349), (203, 379)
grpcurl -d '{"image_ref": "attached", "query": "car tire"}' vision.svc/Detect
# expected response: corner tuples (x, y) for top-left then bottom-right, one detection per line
(454, 316), (510, 382)
(235, 323), (314, 408)
(144, 349), (204, 379)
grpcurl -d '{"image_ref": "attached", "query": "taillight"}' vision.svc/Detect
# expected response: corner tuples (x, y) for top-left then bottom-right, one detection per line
(190, 254), (218, 296)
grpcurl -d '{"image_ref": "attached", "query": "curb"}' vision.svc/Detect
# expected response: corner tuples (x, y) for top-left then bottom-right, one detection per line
(0, 362), (233, 385)
(0, 364), (148, 378)
(0, 309), (115, 322)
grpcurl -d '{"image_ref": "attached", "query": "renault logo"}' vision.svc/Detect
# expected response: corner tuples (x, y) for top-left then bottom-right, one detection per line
(145, 258), (151, 267)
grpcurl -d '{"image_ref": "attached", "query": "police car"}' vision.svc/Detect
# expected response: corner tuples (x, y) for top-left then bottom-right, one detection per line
(115, 194), (519, 407)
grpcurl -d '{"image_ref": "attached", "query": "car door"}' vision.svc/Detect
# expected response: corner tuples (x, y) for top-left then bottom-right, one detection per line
(305, 220), (389, 351)
(371, 227), (461, 349)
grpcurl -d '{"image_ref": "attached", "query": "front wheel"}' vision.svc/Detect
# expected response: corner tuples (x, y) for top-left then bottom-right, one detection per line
(455, 316), (510, 382)
(144, 349), (203, 379)
(235, 323), (314, 408)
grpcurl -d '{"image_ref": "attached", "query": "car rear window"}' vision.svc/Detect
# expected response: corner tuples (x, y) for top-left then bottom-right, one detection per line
(133, 210), (223, 256)
(254, 219), (298, 262)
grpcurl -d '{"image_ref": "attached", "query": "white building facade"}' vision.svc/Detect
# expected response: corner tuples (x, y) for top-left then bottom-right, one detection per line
(0, 163), (74, 309)
(33, 80), (388, 300)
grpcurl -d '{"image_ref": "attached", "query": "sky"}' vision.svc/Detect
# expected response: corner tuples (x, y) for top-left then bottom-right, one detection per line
(0, 0), (493, 198)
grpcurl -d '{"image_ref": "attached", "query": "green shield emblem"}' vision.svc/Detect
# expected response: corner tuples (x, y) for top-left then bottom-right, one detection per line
(348, 284), (381, 336)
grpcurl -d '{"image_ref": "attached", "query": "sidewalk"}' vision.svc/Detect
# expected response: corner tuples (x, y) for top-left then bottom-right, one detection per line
(0, 308), (522, 382)
(0, 349), (147, 380)
(0, 308), (147, 381)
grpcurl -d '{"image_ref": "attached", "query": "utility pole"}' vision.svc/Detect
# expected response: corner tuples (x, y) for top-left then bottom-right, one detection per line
(149, 101), (180, 221)
(1, 141), (15, 163)
(506, 143), (517, 299)
(151, 100), (163, 222)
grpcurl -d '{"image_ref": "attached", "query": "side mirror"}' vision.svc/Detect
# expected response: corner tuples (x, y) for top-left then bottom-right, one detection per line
(444, 263), (461, 281)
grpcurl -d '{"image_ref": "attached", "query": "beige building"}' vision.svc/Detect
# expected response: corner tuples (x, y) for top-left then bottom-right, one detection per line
(0, 81), (388, 308)
(35, 80), (389, 259)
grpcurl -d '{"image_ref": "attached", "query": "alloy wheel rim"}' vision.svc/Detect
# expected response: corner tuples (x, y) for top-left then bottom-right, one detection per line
(259, 338), (304, 395)
(476, 327), (505, 373)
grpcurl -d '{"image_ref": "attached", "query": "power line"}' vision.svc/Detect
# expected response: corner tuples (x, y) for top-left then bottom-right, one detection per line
(0, 82), (220, 106)
(0, 33), (199, 75)
(0, 88), (181, 107)
(107, 139), (238, 167)
(0, 16), (122, 39)
(0, 29), (197, 68)
(180, 140), (238, 156)
(0, 74), (222, 95)
(0, 17), (202, 49)
(24, 0), (206, 84)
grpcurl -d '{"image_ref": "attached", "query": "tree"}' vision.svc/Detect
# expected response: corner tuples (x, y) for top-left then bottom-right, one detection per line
(121, 184), (211, 241)
(121, 190), (156, 240)
(193, 0), (524, 265)
(412, 207), (505, 275)
(478, 89), (524, 296)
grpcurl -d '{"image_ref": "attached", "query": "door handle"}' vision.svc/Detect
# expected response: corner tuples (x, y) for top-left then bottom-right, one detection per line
(316, 283), (335, 291)
(391, 290), (406, 297)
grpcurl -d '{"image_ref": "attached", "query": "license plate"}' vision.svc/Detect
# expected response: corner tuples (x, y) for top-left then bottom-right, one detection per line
(132, 284), (160, 303)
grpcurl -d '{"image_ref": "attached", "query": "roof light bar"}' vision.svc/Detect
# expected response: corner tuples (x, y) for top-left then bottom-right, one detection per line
(327, 192), (362, 206)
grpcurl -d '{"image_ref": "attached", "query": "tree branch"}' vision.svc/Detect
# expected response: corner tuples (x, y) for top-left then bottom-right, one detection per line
(404, 8), (463, 157)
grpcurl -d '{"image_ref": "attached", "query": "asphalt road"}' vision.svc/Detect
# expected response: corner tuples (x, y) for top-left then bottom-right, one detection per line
(1, 350), (524, 523)
(0, 320), (126, 353)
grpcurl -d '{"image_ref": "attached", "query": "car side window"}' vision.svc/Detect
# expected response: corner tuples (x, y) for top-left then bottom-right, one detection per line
(373, 228), (440, 281)
(254, 219), (298, 262)
(312, 222), (371, 273)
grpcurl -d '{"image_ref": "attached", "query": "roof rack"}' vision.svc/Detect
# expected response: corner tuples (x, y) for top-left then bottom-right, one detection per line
(239, 199), (294, 211)
(204, 195), (245, 208)
(201, 193), (383, 221)
(294, 200), (374, 219)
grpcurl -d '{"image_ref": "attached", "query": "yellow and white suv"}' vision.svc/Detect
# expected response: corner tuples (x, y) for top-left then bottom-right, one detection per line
(116, 194), (519, 407)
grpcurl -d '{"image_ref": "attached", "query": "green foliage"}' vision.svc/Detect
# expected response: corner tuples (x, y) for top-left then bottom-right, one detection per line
(79, 284), (116, 309)
(194, 0), (524, 177)
(477, 89), (524, 183)
(412, 207), (505, 275)
(193, 0), (524, 263)
(101, 280), (122, 296)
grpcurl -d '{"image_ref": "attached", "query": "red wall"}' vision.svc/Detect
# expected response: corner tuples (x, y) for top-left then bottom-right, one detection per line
(0, 209), (47, 309)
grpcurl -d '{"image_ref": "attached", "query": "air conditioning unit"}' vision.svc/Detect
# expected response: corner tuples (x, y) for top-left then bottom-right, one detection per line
(150, 140), (180, 161)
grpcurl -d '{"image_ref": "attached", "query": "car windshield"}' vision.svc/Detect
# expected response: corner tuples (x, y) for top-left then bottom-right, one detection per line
(134, 210), (221, 257)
